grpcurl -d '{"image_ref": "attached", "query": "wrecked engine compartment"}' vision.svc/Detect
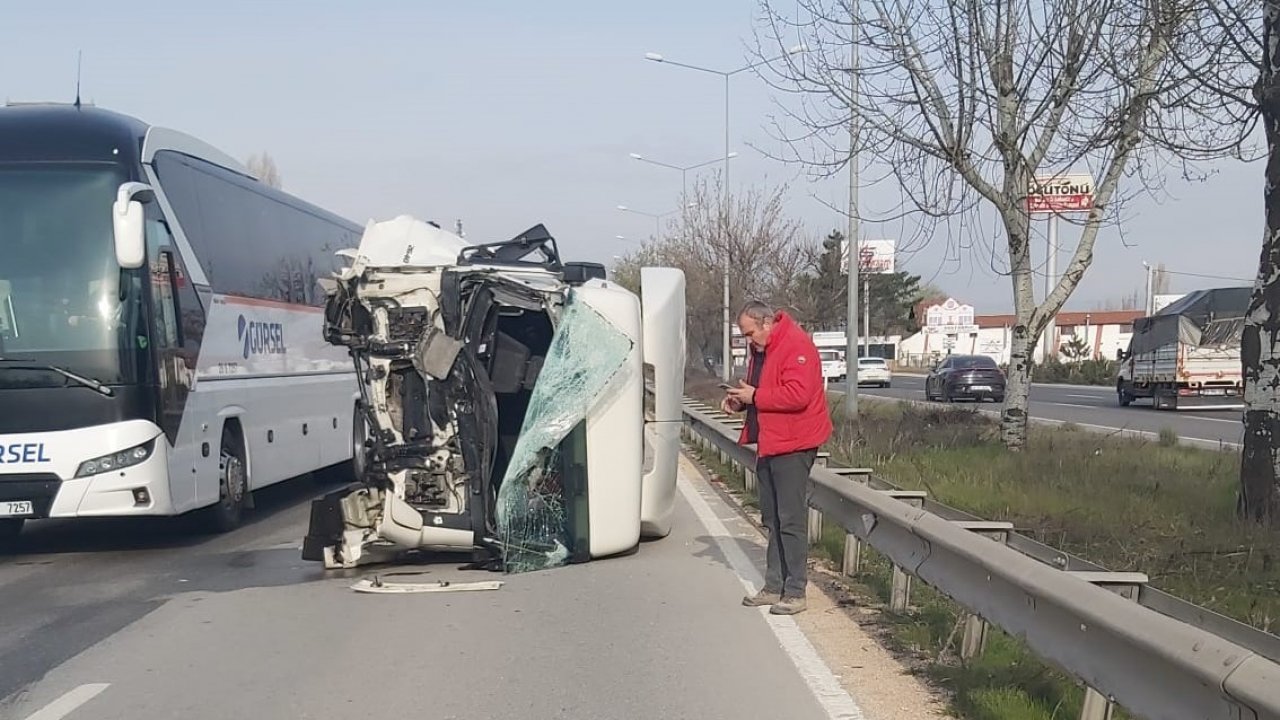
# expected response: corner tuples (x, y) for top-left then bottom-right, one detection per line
(302, 216), (643, 572)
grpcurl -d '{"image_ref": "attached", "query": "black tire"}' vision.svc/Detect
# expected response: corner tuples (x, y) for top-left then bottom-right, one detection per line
(0, 518), (23, 547)
(994, 395), (1005, 403)
(1117, 382), (1133, 407)
(321, 403), (367, 485)
(202, 427), (248, 533)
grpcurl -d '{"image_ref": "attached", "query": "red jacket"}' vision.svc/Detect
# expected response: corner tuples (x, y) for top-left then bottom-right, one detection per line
(737, 311), (833, 457)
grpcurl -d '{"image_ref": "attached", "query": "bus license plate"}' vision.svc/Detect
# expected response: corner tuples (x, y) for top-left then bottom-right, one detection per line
(0, 501), (33, 517)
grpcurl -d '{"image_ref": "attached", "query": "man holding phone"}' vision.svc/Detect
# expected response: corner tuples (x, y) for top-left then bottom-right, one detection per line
(721, 300), (832, 615)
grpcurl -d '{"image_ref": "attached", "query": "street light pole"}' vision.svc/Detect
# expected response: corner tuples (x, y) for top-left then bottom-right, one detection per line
(629, 152), (735, 200)
(844, 16), (861, 417)
(644, 45), (806, 381)
(723, 72), (732, 381)
(616, 204), (692, 243)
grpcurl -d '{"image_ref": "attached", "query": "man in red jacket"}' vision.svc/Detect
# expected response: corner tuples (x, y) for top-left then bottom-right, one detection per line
(723, 301), (832, 615)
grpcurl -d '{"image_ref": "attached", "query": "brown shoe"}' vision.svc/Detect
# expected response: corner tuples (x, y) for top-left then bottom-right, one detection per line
(742, 589), (782, 606)
(769, 595), (807, 615)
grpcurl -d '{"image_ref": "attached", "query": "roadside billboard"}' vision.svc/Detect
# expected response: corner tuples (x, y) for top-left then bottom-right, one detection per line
(1027, 173), (1095, 214)
(840, 239), (896, 275)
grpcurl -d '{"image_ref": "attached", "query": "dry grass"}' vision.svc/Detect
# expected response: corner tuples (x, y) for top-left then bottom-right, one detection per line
(683, 371), (1277, 720)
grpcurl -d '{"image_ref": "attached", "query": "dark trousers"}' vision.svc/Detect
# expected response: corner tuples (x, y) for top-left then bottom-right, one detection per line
(756, 448), (817, 598)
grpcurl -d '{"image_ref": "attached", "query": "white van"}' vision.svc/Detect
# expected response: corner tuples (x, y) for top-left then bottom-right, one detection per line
(819, 349), (846, 381)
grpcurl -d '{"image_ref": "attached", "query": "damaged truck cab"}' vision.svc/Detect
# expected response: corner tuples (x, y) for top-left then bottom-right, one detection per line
(301, 216), (686, 571)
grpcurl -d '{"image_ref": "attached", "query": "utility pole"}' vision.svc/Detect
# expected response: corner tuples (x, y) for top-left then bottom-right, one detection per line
(1044, 214), (1058, 361)
(844, 12), (860, 417)
(722, 74), (732, 382)
(1143, 261), (1154, 315)
(863, 276), (870, 358)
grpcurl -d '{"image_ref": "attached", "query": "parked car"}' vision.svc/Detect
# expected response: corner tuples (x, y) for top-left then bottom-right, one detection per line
(924, 354), (1006, 402)
(855, 356), (892, 387)
(819, 349), (847, 382)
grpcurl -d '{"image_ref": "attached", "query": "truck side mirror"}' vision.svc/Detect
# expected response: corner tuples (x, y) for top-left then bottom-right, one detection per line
(113, 182), (155, 270)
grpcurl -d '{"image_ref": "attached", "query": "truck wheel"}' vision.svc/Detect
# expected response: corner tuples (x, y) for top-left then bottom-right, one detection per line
(1117, 384), (1132, 407)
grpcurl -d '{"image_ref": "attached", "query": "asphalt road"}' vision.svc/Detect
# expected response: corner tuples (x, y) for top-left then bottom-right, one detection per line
(0, 465), (861, 720)
(832, 374), (1244, 449)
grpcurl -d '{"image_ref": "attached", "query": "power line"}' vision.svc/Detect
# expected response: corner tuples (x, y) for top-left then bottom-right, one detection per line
(1158, 269), (1254, 284)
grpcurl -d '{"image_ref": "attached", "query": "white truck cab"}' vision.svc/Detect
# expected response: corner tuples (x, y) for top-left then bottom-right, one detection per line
(301, 217), (687, 572)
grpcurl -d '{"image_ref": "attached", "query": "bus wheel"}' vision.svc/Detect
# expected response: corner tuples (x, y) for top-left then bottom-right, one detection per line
(205, 429), (248, 532)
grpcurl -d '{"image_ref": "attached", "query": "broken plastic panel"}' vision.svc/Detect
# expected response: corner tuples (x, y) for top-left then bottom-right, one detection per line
(496, 290), (635, 573)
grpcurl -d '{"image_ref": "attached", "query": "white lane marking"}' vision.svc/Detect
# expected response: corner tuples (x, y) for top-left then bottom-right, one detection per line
(1065, 393), (1104, 399)
(1047, 403), (1096, 410)
(22, 684), (110, 720)
(678, 473), (866, 720)
(1184, 415), (1242, 425)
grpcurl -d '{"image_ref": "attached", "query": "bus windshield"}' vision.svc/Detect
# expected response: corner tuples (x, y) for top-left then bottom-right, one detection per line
(0, 163), (143, 387)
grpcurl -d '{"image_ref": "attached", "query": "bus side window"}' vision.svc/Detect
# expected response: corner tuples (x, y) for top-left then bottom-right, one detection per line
(146, 219), (180, 350)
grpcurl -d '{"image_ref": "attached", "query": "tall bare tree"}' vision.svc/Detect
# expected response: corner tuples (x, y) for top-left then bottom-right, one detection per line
(752, 0), (1254, 449)
(613, 176), (816, 368)
(1232, 0), (1280, 521)
(247, 152), (283, 189)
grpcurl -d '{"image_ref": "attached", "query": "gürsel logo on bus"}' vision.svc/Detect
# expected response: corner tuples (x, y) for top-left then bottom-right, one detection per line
(237, 314), (286, 360)
(0, 443), (51, 464)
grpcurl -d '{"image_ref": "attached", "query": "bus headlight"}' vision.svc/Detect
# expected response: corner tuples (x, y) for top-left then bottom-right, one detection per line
(75, 439), (157, 478)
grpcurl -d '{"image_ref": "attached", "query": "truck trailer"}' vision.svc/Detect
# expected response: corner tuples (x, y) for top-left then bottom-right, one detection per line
(1116, 287), (1248, 411)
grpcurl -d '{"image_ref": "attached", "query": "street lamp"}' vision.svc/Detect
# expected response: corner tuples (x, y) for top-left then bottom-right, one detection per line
(645, 44), (807, 380)
(629, 151), (738, 198)
(616, 203), (690, 241)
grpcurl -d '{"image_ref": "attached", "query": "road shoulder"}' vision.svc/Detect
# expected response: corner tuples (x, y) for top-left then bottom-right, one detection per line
(678, 452), (954, 720)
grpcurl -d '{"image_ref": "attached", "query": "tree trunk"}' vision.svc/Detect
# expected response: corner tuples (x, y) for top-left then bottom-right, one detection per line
(1001, 322), (1036, 451)
(1241, 2), (1280, 522)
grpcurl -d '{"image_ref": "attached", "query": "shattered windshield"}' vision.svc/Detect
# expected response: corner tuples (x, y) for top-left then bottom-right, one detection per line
(495, 290), (635, 573)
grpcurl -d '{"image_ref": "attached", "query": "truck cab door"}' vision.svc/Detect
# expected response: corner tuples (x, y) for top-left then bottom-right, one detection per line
(638, 268), (686, 538)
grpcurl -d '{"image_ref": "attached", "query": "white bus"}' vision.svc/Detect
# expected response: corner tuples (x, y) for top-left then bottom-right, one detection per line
(0, 103), (363, 540)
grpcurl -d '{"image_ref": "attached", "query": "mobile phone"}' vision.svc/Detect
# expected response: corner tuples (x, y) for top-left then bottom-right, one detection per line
(718, 382), (734, 390)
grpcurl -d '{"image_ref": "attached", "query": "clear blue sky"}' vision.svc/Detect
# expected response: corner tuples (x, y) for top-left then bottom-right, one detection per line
(1, 0), (1263, 312)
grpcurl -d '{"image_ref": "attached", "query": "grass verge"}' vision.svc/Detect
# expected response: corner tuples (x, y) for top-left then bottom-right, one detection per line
(682, 371), (1278, 720)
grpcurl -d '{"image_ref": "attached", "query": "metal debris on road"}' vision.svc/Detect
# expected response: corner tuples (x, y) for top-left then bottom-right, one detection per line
(350, 577), (504, 594)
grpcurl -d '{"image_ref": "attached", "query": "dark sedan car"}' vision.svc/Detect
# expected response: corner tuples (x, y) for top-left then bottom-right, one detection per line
(924, 354), (1006, 403)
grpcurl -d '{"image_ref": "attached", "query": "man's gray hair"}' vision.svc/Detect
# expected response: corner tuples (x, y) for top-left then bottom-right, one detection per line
(738, 300), (775, 323)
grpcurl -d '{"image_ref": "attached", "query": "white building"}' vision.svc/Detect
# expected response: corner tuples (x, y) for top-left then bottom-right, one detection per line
(897, 297), (1143, 368)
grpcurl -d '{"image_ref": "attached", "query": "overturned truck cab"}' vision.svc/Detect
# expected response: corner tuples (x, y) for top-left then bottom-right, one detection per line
(301, 216), (686, 572)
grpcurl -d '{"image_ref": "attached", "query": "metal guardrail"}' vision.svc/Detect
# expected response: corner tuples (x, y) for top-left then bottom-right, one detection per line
(676, 396), (1280, 720)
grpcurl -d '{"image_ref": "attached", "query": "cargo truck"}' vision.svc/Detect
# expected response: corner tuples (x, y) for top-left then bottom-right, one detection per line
(1115, 287), (1248, 411)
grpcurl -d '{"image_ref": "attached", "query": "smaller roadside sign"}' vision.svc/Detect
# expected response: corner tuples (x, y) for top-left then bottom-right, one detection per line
(1027, 173), (1094, 214)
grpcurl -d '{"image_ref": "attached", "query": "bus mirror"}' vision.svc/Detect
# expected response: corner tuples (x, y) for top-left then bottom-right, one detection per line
(113, 182), (154, 270)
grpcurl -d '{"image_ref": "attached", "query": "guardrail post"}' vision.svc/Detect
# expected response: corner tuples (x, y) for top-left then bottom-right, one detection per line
(808, 506), (823, 544)
(1068, 572), (1148, 720)
(880, 489), (927, 613)
(952, 521), (1014, 660)
(744, 465), (757, 492)
(842, 533), (862, 576)
(830, 468), (874, 578)
(960, 613), (988, 660)
(890, 566), (912, 613)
